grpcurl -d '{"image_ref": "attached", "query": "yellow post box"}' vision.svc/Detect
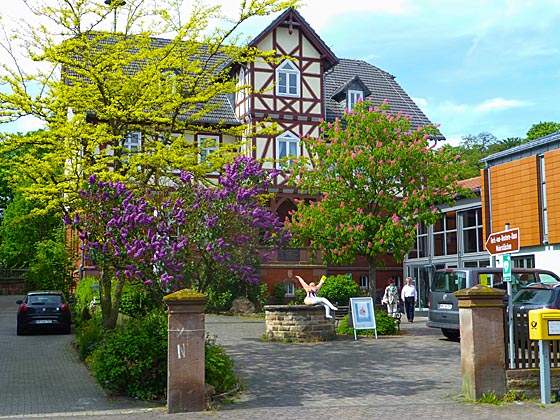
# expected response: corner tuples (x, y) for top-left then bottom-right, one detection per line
(529, 309), (560, 340)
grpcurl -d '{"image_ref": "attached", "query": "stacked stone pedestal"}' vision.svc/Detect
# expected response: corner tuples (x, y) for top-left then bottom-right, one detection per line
(264, 305), (335, 342)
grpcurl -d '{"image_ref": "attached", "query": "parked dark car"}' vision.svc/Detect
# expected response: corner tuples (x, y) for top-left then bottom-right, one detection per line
(16, 291), (72, 335)
(512, 283), (560, 310)
(511, 283), (560, 344)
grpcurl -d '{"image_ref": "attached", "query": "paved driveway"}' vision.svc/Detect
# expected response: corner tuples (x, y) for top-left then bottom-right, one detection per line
(0, 295), (160, 418)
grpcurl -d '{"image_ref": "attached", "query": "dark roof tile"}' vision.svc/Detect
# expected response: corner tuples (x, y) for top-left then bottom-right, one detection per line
(324, 58), (434, 131)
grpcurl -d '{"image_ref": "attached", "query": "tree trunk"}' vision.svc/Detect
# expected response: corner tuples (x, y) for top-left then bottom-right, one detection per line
(99, 268), (114, 330)
(99, 268), (126, 330)
(368, 256), (377, 301)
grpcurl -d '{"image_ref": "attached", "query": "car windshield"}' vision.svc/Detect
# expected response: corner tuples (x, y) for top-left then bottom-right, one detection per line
(513, 289), (555, 306)
(28, 295), (62, 305)
(538, 273), (560, 284)
(431, 271), (467, 292)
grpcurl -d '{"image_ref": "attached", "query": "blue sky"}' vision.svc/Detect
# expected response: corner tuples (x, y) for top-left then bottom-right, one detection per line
(243, 0), (560, 146)
(3, 0), (560, 146)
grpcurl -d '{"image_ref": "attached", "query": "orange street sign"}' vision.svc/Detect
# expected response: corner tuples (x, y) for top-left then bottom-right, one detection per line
(485, 228), (520, 255)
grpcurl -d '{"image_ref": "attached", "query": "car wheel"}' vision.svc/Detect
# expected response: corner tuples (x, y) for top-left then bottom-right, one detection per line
(16, 324), (25, 336)
(442, 329), (460, 340)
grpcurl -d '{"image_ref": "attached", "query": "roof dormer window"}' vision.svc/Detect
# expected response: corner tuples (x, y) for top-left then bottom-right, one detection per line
(347, 90), (363, 111)
(276, 59), (300, 97)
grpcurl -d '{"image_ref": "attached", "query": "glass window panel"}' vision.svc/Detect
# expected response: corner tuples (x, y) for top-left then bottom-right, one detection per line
(447, 232), (457, 254)
(278, 74), (286, 93)
(278, 141), (287, 159)
(434, 217), (444, 232)
(418, 235), (428, 258)
(463, 229), (478, 253)
(463, 209), (478, 227)
(434, 233), (444, 256)
(288, 141), (298, 156)
(446, 212), (457, 229)
(289, 73), (297, 87)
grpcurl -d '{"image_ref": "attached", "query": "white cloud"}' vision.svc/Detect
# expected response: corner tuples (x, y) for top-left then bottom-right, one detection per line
(475, 98), (528, 112)
(1, 115), (45, 134)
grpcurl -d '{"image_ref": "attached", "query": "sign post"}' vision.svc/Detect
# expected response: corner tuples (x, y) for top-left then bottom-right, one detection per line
(485, 226), (520, 369)
(502, 254), (511, 283)
(485, 227), (520, 256)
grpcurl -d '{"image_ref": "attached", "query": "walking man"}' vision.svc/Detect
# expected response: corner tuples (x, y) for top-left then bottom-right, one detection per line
(401, 277), (417, 322)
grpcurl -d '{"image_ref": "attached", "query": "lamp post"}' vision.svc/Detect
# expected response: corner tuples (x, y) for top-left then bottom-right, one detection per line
(104, 0), (126, 33)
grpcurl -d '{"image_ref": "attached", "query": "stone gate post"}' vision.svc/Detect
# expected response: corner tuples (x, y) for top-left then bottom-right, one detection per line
(455, 284), (506, 400)
(164, 289), (208, 413)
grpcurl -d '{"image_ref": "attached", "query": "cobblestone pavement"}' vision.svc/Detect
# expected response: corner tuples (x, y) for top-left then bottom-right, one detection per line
(2, 295), (560, 419)
(0, 295), (162, 418)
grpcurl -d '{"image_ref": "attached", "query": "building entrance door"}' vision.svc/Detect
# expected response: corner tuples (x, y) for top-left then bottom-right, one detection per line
(408, 265), (432, 310)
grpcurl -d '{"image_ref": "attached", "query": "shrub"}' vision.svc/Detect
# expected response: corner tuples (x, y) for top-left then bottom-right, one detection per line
(374, 310), (398, 335)
(73, 276), (100, 326)
(292, 287), (306, 304)
(246, 282), (270, 312)
(119, 283), (161, 318)
(205, 335), (237, 394)
(335, 311), (398, 336)
(75, 315), (104, 360)
(273, 283), (285, 305)
(206, 289), (234, 313)
(318, 275), (360, 306)
(88, 309), (168, 400)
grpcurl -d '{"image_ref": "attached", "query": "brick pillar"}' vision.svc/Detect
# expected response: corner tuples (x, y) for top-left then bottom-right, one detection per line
(455, 284), (506, 400)
(164, 289), (208, 413)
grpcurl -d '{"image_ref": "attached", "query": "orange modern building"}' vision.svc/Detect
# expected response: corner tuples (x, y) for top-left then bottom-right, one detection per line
(481, 130), (560, 270)
(404, 130), (560, 311)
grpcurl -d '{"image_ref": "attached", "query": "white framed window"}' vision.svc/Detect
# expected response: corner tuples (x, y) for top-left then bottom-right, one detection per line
(347, 90), (363, 111)
(285, 282), (295, 297)
(276, 59), (300, 97)
(359, 275), (369, 290)
(160, 68), (179, 95)
(276, 131), (300, 169)
(198, 134), (219, 163)
(512, 255), (535, 269)
(461, 208), (483, 254)
(124, 132), (141, 152)
(237, 67), (246, 102)
(120, 132), (142, 163)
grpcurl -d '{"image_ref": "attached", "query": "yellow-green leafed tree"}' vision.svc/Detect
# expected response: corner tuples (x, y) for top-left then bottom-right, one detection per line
(0, 0), (297, 217)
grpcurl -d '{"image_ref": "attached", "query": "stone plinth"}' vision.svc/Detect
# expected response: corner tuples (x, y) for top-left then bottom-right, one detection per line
(456, 285), (506, 400)
(164, 289), (208, 414)
(264, 305), (335, 342)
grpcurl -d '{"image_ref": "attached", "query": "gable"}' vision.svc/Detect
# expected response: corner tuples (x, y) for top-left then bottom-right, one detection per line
(249, 8), (337, 70)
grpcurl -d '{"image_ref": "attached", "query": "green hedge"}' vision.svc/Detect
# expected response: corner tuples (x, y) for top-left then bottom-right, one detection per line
(336, 311), (398, 336)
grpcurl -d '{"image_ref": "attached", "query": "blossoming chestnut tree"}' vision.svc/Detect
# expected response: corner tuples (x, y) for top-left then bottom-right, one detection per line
(286, 100), (471, 297)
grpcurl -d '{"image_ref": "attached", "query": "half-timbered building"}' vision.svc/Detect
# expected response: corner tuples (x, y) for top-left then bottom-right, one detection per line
(224, 8), (440, 300)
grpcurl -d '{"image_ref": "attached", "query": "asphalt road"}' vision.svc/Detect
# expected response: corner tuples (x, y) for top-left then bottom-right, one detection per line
(2, 295), (560, 419)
